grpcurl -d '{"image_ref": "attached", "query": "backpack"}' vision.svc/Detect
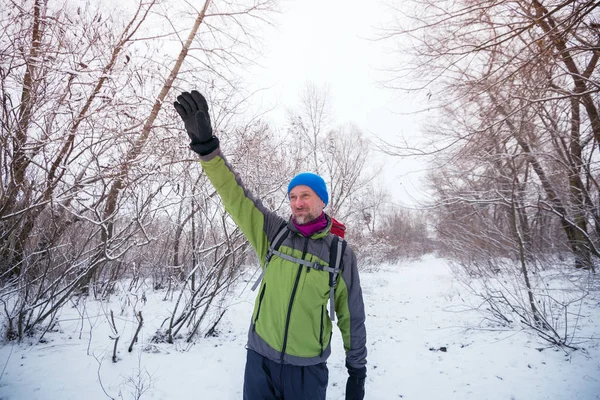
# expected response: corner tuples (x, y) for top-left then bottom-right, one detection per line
(330, 216), (346, 238)
(251, 220), (348, 321)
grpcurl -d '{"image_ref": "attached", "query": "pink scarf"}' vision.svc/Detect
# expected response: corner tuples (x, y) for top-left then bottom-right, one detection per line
(293, 212), (328, 237)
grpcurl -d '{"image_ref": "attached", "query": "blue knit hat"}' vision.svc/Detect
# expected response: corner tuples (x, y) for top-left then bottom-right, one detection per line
(288, 172), (329, 205)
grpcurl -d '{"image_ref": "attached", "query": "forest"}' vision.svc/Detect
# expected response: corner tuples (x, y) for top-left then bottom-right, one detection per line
(1, 0), (598, 364)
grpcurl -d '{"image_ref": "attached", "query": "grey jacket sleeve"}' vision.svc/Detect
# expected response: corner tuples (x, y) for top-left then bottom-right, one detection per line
(335, 246), (367, 369)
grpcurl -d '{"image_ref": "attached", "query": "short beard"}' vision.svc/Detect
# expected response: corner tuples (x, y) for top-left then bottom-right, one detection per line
(294, 211), (321, 225)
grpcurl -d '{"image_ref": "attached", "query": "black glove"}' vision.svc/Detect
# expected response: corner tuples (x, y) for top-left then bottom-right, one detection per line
(345, 363), (366, 400)
(174, 90), (219, 155)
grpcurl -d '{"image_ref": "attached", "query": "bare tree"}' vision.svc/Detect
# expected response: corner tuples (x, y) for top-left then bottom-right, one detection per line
(374, 0), (599, 345)
(378, 0), (600, 269)
(287, 82), (333, 173)
(322, 124), (380, 221)
(0, 0), (278, 341)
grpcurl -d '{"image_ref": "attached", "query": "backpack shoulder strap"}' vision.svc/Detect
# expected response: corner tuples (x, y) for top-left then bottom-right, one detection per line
(267, 225), (290, 264)
(251, 224), (289, 291)
(328, 235), (347, 321)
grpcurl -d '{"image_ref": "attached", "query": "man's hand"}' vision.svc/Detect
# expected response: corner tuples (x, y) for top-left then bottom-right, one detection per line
(174, 90), (219, 155)
(345, 364), (366, 400)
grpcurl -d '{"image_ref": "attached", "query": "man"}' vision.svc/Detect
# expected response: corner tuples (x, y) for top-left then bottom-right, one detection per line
(174, 90), (367, 400)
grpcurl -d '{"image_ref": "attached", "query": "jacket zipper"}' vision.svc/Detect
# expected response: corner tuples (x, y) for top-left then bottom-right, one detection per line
(319, 305), (325, 357)
(253, 283), (267, 331)
(280, 236), (309, 361)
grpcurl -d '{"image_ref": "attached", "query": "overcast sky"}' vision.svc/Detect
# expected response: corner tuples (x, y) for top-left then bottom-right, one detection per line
(248, 0), (431, 206)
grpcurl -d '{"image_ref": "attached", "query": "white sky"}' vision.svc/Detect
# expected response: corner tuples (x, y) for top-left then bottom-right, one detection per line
(248, 0), (431, 206)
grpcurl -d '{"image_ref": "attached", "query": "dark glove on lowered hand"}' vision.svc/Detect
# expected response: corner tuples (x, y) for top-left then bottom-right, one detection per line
(345, 363), (366, 400)
(174, 90), (219, 155)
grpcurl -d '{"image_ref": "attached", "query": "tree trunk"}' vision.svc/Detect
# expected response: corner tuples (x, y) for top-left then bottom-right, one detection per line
(81, 0), (212, 291)
(0, 0), (44, 276)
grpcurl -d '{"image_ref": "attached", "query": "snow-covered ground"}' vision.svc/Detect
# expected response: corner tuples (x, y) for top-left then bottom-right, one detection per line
(0, 256), (598, 399)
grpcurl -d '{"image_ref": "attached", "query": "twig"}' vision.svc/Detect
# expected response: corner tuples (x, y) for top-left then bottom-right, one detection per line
(109, 310), (119, 363)
(93, 351), (115, 400)
(204, 309), (227, 338)
(128, 311), (143, 353)
(0, 345), (13, 382)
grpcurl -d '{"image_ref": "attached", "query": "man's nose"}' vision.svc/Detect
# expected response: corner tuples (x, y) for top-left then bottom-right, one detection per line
(293, 199), (304, 208)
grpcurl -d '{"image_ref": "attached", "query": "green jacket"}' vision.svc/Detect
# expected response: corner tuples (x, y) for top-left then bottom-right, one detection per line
(199, 148), (367, 369)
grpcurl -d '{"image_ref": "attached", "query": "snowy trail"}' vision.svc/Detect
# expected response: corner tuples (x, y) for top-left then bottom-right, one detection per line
(0, 256), (598, 399)
(362, 256), (600, 400)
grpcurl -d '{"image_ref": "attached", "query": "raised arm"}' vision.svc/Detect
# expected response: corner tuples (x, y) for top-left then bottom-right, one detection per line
(173, 90), (285, 262)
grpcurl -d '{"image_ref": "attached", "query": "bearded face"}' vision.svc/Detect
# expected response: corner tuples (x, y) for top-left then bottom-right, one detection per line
(289, 185), (325, 225)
